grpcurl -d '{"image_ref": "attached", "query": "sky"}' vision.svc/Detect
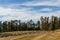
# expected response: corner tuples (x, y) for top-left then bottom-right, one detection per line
(0, 0), (60, 21)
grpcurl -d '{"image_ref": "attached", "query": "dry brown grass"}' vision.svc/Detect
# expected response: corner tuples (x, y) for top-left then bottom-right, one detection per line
(14, 30), (60, 40)
(14, 34), (39, 40)
(0, 30), (60, 40)
(40, 30), (60, 40)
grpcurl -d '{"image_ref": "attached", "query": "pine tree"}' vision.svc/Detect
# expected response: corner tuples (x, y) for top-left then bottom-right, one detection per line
(58, 17), (60, 29)
(8, 22), (11, 31)
(54, 16), (59, 29)
(49, 16), (55, 30)
(41, 16), (44, 30)
(37, 20), (40, 30)
(3, 21), (8, 32)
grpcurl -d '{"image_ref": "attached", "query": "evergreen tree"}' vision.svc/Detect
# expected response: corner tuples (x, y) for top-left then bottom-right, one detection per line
(49, 16), (55, 30)
(37, 20), (40, 30)
(3, 21), (8, 32)
(41, 16), (44, 30)
(54, 17), (59, 29)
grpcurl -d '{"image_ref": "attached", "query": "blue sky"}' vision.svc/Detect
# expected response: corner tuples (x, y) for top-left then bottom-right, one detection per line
(0, 0), (60, 21)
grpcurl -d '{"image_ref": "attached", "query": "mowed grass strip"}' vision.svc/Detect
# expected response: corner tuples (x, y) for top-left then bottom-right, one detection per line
(14, 34), (39, 40)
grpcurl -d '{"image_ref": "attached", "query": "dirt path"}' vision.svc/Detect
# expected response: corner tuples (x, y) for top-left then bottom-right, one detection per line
(31, 33), (47, 40)
(12, 34), (38, 40)
(31, 31), (60, 40)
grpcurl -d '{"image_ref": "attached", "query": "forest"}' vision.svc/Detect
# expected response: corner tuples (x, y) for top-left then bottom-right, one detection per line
(0, 16), (60, 32)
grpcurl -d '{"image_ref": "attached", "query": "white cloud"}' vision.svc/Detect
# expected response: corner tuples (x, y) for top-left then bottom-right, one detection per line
(0, 6), (60, 21)
(19, 0), (60, 6)
(0, 7), (34, 21)
(0, 0), (60, 22)
(0, 7), (12, 15)
(39, 8), (52, 12)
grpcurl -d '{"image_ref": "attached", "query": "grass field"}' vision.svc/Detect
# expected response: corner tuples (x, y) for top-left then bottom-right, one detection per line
(14, 30), (60, 40)
(0, 30), (60, 40)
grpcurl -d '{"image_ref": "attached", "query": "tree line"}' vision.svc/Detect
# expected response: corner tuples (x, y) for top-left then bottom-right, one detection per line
(0, 16), (60, 32)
